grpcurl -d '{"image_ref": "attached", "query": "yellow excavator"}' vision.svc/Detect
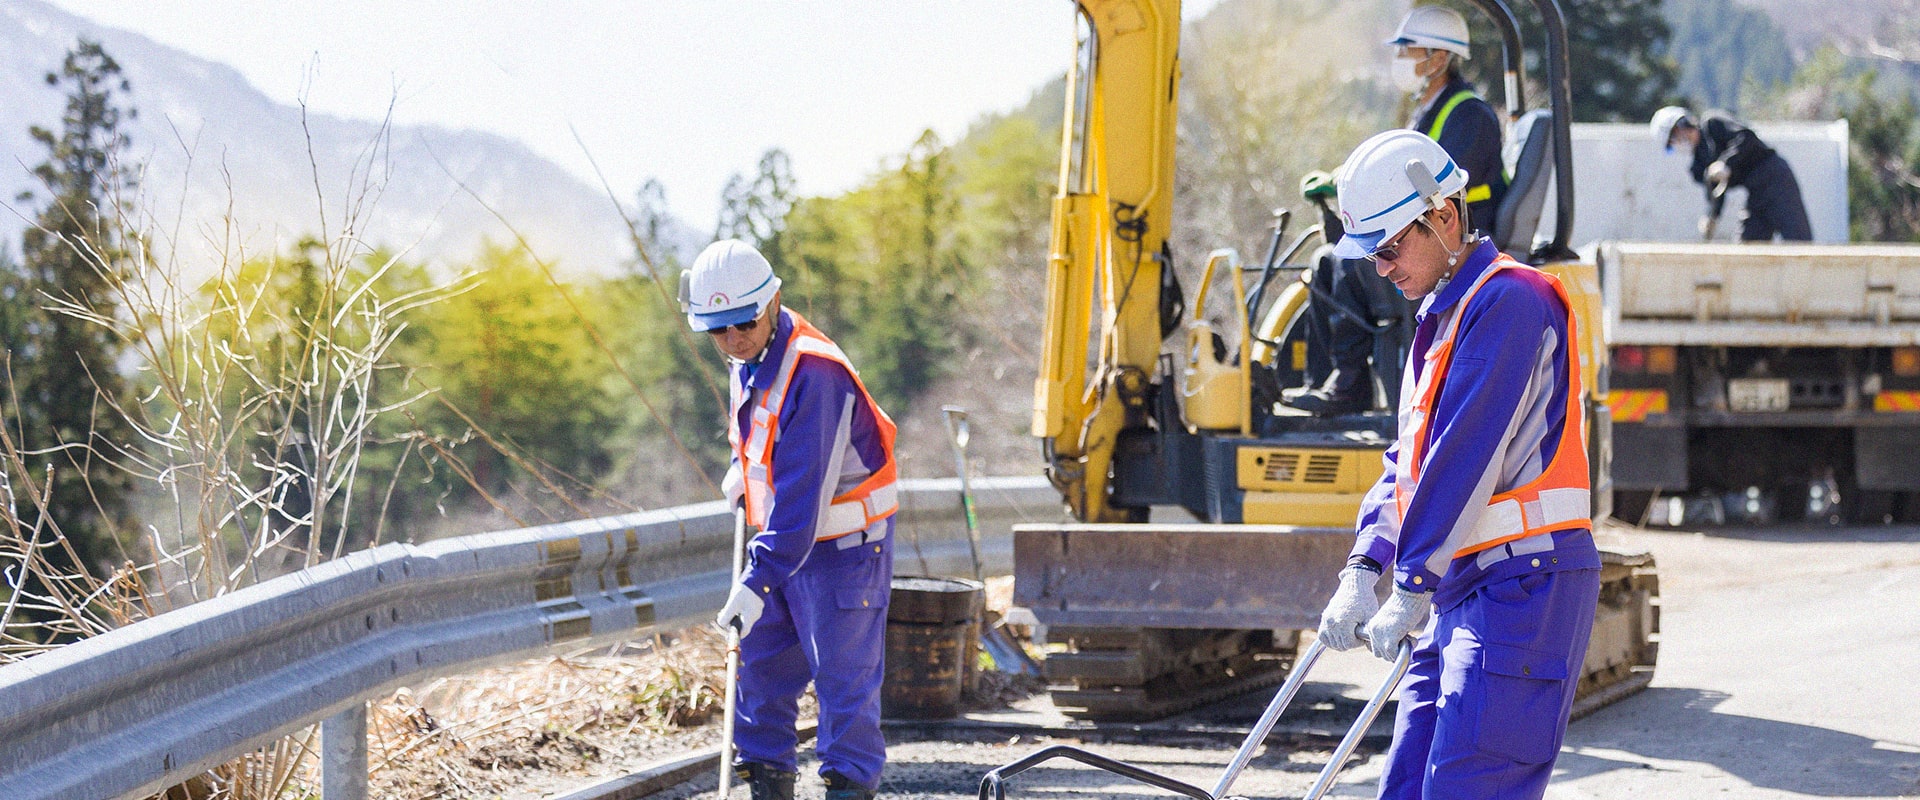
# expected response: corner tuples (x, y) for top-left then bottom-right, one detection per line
(1015, 0), (1659, 719)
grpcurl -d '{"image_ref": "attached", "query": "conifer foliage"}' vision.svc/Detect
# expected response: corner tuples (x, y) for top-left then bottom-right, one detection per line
(6, 39), (139, 570)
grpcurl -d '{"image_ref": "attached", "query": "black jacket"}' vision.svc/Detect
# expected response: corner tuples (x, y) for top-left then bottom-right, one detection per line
(1411, 76), (1507, 231)
(1689, 112), (1777, 217)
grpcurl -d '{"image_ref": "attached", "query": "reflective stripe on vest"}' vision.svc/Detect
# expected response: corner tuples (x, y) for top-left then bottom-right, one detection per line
(1424, 88), (1495, 205)
(729, 311), (899, 540)
(1392, 255), (1590, 560)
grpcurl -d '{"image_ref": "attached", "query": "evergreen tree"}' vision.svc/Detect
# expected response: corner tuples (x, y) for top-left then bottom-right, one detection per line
(1661, 0), (1796, 112)
(824, 130), (967, 413)
(1757, 50), (1920, 242)
(9, 39), (139, 568)
(1451, 0), (1679, 122)
(621, 181), (731, 493)
(1845, 89), (1920, 242)
(716, 149), (797, 268)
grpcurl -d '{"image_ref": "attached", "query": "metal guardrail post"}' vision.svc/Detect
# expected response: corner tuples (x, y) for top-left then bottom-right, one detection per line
(322, 703), (368, 800)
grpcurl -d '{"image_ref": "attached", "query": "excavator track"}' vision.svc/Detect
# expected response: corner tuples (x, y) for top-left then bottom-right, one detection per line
(1045, 628), (1298, 721)
(1571, 547), (1661, 720)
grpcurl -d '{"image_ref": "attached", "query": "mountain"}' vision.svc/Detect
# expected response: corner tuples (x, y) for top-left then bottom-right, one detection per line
(1734, 0), (1917, 62)
(0, 0), (690, 276)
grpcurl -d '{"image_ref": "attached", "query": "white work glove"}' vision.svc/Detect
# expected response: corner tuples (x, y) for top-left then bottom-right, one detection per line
(1705, 160), (1731, 189)
(721, 464), (745, 510)
(1364, 585), (1432, 661)
(1316, 566), (1381, 652)
(716, 584), (765, 638)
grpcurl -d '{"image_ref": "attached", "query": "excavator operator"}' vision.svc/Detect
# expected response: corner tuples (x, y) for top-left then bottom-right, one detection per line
(1286, 5), (1503, 417)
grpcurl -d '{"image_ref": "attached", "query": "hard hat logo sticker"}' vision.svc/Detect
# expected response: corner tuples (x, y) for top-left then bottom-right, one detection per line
(707, 292), (731, 308)
(1341, 210), (1356, 229)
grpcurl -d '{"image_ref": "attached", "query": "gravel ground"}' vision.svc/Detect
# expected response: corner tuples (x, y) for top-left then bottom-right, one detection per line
(646, 731), (1379, 800)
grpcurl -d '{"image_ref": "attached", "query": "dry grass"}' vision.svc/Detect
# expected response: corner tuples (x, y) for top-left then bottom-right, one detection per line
(365, 628), (762, 799)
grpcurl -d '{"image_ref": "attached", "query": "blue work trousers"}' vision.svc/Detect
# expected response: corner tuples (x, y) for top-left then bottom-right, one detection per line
(734, 527), (893, 789)
(1377, 566), (1600, 800)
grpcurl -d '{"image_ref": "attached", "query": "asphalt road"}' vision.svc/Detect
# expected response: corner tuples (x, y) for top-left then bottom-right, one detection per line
(1540, 523), (1920, 799)
(635, 523), (1920, 799)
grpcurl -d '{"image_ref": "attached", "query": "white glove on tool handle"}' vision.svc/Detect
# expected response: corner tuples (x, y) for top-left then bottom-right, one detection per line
(1365, 585), (1432, 661)
(1705, 160), (1732, 189)
(722, 464), (746, 510)
(717, 584), (765, 638)
(1317, 566), (1382, 652)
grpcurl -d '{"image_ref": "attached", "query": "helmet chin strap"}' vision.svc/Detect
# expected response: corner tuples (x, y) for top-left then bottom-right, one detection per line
(1440, 234), (1464, 269)
(1417, 214), (1466, 272)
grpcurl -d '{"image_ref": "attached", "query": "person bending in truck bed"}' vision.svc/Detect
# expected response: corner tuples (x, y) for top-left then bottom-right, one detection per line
(1316, 129), (1601, 800)
(1651, 106), (1813, 242)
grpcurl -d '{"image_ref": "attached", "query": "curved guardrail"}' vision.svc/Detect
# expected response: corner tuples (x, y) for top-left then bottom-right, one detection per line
(0, 476), (1061, 800)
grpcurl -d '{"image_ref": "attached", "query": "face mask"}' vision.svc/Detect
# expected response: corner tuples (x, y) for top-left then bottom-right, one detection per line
(1390, 55), (1428, 93)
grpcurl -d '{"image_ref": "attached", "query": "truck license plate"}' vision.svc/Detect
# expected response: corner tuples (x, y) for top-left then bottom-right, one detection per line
(1728, 378), (1790, 412)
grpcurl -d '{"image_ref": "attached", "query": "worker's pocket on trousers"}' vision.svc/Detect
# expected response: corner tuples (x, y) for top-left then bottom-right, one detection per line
(1474, 642), (1571, 764)
(834, 585), (887, 611)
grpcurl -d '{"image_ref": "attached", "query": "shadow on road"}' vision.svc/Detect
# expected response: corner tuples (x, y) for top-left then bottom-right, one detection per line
(1627, 523), (1920, 545)
(1560, 688), (1920, 796)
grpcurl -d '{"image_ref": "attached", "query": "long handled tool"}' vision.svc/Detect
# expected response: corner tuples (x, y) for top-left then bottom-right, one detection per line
(941, 405), (985, 582)
(1702, 178), (1729, 241)
(717, 507), (748, 799)
(978, 630), (1415, 800)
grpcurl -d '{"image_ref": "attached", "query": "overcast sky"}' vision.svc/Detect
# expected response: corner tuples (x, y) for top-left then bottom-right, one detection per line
(47, 1), (1223, 229)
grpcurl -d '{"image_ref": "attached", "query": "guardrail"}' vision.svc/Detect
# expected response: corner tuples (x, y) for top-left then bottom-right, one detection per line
(0, 476), (1062, 800)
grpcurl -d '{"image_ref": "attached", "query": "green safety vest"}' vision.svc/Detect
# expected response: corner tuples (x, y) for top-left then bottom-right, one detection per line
(1424, 89), (1501, 204)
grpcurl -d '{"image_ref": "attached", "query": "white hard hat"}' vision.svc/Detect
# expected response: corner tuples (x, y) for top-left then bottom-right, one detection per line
(681, 239), (781, 331)
(1331, 129), (1469, 260)
(1387, 5), (1471, 59)
(1650, 105), (1694, 149)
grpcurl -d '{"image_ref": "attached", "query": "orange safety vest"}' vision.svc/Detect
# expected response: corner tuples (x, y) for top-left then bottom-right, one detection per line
(1393, 255), (1590, 561)
(730, 311), (899, 541)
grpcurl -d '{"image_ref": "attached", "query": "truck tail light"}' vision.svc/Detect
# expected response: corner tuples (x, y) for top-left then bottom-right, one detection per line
(1894, 347), (1920, 377)
(1647, 346), (1677, 375)
(1615, 346), (1645, 373)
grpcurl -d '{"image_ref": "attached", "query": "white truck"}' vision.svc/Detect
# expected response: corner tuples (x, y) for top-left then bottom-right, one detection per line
(1559, 121), (1920, 521)
(1599, 242), (1920, 524)
(1562, 122), (1920, 524)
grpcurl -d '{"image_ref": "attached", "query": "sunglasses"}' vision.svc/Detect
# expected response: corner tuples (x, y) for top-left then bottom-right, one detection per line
(707, 306), (770, 335)
(1366, 224), (1418, 263)
(708, 317), (761, 335)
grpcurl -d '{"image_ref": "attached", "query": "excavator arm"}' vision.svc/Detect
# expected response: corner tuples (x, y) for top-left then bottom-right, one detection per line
(1033, 0), (1182, 523)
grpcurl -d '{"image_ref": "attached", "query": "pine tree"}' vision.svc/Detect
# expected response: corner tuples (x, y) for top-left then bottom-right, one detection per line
(9, 39), (139, 568)
(1451, 0), (1680, 123)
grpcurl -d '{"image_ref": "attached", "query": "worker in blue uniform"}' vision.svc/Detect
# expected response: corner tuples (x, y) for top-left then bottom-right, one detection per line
(1317, 130), (1601, 800)
(692, 239), (898, 800)
(1287, 5), (1501, 417)
(1651, 106), (1813, 241)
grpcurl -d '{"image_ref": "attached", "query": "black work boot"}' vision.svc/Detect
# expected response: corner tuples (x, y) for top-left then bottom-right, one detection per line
(822, 769), (876, 800)
(734, 762), (796, 800)
(1282, 372), (1370, 416)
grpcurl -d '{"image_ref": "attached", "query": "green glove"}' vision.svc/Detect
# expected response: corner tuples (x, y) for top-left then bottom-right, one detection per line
(1301, 170), (1337, 201)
